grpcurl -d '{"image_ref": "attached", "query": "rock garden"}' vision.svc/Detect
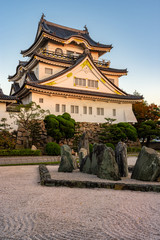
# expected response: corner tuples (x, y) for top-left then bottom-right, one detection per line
(39, 132), (160, 193)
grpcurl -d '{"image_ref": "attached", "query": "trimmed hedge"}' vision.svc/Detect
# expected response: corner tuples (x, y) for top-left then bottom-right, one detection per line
(106, 143), (115, 150)
(45, 142), (61, 156)
(127, 147), (141, 153)
(0, 149), (41, 156)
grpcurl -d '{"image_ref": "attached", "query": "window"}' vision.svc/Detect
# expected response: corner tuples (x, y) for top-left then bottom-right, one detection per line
(45, 68), (53, 75)
(55, 104), (60, 112)
(39, 98), (43, 103)
(67, 50), (74, 56)
(88, 80), (98, 88)
(55, 48), (63, 55)
(71, 105), (79, 114)
(62, 104), (66, 113)
(113, 109), (116, 116)
(101, 108), (104, 115)
(75, 52), (81, 57)
(71, 105), (74, 113)
(97, 108), (104, 115)
(74, 78), (98, 88)
(75, 78), (86, 87)
(83, 106), (87, 114)
(89, 107), (92, 115)
(75, 106), (79, 114)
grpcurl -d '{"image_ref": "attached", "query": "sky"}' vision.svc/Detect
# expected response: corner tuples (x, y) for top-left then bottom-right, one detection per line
(0, 0), (160, 105)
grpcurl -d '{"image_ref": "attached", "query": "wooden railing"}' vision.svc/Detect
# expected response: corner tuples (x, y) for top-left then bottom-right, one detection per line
(39, 49), (110, 67)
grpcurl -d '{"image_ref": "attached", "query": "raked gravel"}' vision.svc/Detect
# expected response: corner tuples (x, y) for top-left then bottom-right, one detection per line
(0, 165), (160, 240)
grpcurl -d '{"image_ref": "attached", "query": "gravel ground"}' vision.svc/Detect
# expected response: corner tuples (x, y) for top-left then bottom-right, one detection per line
(0, 165), (160, 240)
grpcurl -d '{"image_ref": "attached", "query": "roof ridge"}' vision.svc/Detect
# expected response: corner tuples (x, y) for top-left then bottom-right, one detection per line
(43, 19), (86, 34)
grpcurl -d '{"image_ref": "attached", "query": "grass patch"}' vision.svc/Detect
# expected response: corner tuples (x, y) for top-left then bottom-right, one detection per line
(0, 161), (60, 167)
(0, 149), (41, 156)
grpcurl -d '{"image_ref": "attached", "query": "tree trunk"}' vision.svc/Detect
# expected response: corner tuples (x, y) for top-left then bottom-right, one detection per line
(146, 136), (150, 147)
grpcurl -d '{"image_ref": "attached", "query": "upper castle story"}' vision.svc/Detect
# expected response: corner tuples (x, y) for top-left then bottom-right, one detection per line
(9, 15), (127, 95)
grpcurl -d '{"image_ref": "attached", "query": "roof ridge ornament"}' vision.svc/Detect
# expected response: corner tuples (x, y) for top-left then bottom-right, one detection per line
(83, 25), (89, 34)
(41, 13), (46, 22)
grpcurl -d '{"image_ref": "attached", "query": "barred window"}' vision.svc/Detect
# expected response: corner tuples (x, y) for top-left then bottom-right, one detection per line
(75, 78), (86, 87)
(113, 109), (116, 116)
(88, 79), (98, 88)
(71, 105), (79, 114)
(89, 107), (92, 115)
(55, 104), (60, 112)
(97, 108), (104, 115)
(83, 106), (87, 114)
(39, 98), (43, 103)
(62, 105), (66, 113)
(45, 68), (53, 74)
(67, 50), (74, 56)
(75, 106), (79, 114)
(71, 105), (74, 113)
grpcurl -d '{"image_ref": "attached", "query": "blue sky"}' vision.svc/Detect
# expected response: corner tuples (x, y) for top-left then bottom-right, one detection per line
(0, 0), (160, 104)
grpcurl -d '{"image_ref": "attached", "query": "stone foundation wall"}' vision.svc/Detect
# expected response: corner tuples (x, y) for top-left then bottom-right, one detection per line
(15, 121), (141, 150)
(16, 121), (48, 150)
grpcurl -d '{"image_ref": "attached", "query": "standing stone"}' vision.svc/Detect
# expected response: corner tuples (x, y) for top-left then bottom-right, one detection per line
(58, 145), (74, 172)
(131, 146), (160, 181)
(79, 148), (88, 166)
(91, 144), (121, 180)
(78, 132), (89, 155)
(115, 142), (128, 177)
(79, 148), (91, 173)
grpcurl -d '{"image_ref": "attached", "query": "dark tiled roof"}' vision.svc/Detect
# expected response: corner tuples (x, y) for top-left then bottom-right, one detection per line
(41, 20), (112, 49)
(27, 71), (38, 82)
(99, 67), (127, 73)
(19, 61), (28, 66)
(13, 83), (20, 92)
(26, 82), (143, 101)
(0, 88), (17, 101)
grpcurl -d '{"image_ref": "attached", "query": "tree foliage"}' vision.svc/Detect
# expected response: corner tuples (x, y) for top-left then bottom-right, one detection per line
(10, 102), (50, 148)
(137, 120), (160, 146)
(133, 96), (160, 145)
(0, 130), (16, 149)
(0, 118), (12, 131)
(99, 121), (137, 145)
(133, 101), (160, 123)
(44, 112), (76, 143)
(0, 118), (16, 149)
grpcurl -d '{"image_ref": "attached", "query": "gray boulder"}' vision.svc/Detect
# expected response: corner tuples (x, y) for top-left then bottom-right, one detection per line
(78, 132), (89, 155)
(79, 148), (88, 166)
(80, 154), (91, 174)
(92, 144), (121, 180)
(115, 142), (128, 177)
(58, 145), (74, 172)
(131, 146), (160, 181)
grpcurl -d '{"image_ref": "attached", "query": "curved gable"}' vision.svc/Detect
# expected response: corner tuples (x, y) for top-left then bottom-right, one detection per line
(40, 54), (127, 96)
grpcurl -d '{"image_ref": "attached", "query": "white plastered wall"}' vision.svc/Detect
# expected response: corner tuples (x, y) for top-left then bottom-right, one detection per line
(42, 57), (121, 95)
(38, 62), (65, 80)
(0, 102), (17, 130)
(21, 93), (32, 104)
(31, 92), (137, 123)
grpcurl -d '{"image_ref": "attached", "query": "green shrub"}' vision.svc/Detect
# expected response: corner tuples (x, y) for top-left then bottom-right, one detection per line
(45, 142), (61, 156)
(0, 149), (41, 156)
(89, 143), (93, 154)
(127, 147), (141, 153)
(106, 143), (115, 150)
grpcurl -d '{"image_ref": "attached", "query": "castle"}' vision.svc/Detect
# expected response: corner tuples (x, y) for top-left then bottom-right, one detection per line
(1, 15), (142, 127)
